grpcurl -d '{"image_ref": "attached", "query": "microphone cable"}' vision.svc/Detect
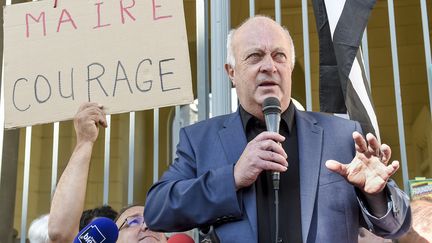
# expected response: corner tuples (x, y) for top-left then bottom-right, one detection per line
(273, 172), (281, 243)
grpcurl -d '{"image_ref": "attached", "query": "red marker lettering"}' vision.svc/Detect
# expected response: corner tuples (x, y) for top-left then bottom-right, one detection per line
(94, 2), (111, 29)
(152, 0), (172, 20)
(56, 9), (78, 33)
(25, 12), (46, 38)
(120, 0), (136, 24)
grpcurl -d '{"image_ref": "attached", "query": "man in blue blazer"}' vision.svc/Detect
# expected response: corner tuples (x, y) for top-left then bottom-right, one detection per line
(144, 16), (411, 243)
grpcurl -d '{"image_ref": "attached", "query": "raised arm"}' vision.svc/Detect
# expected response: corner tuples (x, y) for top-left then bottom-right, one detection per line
(48, 102), (106, 243)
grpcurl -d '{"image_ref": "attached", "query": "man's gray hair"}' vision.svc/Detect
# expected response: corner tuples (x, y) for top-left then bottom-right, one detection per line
(226, 17), (296, 69)
(28, 214), (49, 243)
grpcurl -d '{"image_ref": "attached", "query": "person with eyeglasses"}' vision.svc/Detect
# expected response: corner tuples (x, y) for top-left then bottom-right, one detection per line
(115, 205), (167, 243)
(48, 103), (167, 243)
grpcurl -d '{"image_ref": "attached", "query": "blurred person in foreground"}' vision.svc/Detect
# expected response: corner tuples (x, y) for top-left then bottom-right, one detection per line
(144, 15), (411, 243)
(48, 102), (167, 243)
(79, 205), (118, 231)
(28, 214), (49, 243)
(397, 199), (432, 243)
(358, 227), (392, 243)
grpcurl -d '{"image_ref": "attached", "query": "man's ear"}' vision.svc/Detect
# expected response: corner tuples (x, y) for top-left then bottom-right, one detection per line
(224, 63), (235, 86)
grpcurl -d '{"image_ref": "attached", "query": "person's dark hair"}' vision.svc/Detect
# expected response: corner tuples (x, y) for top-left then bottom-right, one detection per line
(79, 205), (118, 230)
(114, 204), (143, 223)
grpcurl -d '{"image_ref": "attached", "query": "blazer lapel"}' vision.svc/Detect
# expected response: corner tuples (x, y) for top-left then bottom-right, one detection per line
(218, 111), (247, 165)
(218, 111), (258, 241)
(295, 110), (323, 243)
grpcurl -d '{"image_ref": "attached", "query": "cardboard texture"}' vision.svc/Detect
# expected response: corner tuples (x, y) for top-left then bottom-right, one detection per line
(3, 0), (193, 129)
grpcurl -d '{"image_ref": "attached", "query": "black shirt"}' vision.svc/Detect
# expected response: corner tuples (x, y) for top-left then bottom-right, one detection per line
(239, 102), (303, 243)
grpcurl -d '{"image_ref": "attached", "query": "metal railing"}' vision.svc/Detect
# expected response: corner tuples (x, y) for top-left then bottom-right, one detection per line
(0, 0), (431, 241)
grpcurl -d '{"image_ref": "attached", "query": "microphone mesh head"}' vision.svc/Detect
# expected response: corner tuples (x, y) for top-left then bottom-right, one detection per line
(262, 97), (281, 115)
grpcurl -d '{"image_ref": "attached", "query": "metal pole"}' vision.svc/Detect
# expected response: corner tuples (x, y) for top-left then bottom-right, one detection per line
(387, 0), (409, 193)
(420, 0), (432, 118)
(210, 0), (231, 117)
(103, 115), (111, 204)
(249, 0), (255, 17)
(0, 72), (3, 182)
(275, 0), (281, 24)
(153, 109), (159, 183)
(20, 127), (32, 243)
(51, 122), (59, 198)
(128, 112), (135, 204)
(197, 0), (210, 121)
(302, 0), (312, 111)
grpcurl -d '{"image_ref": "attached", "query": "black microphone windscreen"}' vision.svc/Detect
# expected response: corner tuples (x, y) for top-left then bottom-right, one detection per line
(262, 97), (281, 115)
(73, 217), (118, 243)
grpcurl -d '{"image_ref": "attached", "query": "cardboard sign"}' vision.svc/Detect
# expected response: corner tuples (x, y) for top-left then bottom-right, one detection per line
(3, 0), (193, 129)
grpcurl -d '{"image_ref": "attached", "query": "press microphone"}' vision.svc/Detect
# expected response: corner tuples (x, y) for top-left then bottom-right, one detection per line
(73, 217), (118, 243)
(262, 96), (282, 189)
(167, 233), (195, 243)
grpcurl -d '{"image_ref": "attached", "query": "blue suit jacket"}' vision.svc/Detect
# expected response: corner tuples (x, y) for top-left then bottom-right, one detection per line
(145, 108), (411, 243)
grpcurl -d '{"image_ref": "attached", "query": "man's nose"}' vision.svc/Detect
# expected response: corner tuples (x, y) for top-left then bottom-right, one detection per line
(260, 55), (277, 73)
(140, 222), (148, 232)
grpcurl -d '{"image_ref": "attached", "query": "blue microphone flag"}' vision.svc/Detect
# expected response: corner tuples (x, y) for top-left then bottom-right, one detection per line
(73, 217), (118, 243)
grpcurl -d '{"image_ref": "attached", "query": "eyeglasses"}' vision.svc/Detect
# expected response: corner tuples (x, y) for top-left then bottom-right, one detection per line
(118, 215), (145, 231)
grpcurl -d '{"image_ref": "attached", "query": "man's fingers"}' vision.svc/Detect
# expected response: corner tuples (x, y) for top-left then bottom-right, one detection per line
(258, 151), (288, 167)
(366, 133), (381, 157)
(380, 144), (391, 163)
(325, 160), (348, 177)
(259, 140), (287, 159)
(89, 114), (107, 128)
(96, 113), (107, 128)
(254, 131), (285, 143)
(353, 132), (368, 154)
(262, 160), (288, 172)
(82, 106), (107, 127)
(385, 161), (399, 176)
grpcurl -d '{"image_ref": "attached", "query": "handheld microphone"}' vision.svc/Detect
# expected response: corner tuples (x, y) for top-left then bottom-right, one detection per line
(262, 96), (283, 243)
(73, 217), (118, 243)
(262, 96), (282, 189)
(167, 233), (194, 243)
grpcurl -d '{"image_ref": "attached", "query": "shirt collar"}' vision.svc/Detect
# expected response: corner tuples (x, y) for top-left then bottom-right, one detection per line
(239, 100), (295, 134)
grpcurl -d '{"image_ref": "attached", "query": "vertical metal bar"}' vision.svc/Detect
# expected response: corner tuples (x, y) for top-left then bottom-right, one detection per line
(172, 106), (181, 161)
(0, 74), (4, 181)
(249, 0), (255, 17)
(387, 0), (409, 193)
(20, 127), (32, 243)
(420, 0), (432, 118)
(103, 115), (111, 204)
(128, 112), (135, 204)
(171, 106), (192, 162)
(302, 0), (312, 111)
(211, 0), (231, 117)
(197, 0), (210, 121)
(361, 29), (371, 85)
(51, 122), (59, 198)
(153, 109), (159, 183)
(275, 0), (281, 23)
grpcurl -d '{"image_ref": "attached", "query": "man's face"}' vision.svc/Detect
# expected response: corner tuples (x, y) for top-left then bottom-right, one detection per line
(115, 206), (167, 243)
(226, 17), (293, 119)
